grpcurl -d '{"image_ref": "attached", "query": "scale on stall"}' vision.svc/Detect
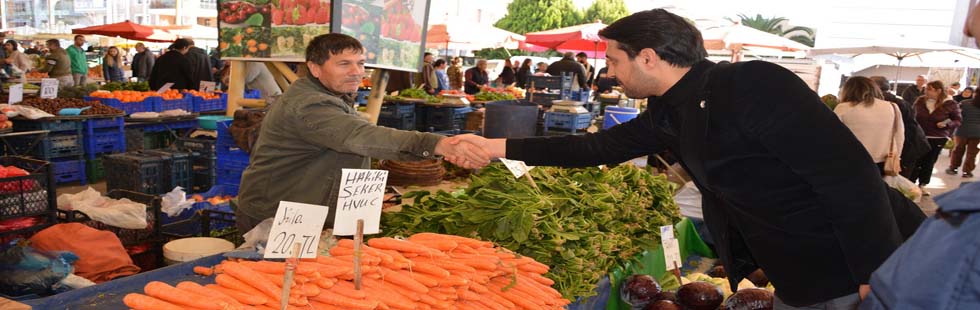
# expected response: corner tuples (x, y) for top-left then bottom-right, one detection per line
(550, 99), (590, 114)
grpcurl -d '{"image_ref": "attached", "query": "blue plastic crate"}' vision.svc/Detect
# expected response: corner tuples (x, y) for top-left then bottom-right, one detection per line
(216, 168), (243, 186)
(129, 120), (199, 133)
(544, 112), (593, 130)
(244, 89), (261, 99)
(10, 134), (83, 159)
(215, 120), (235, 147)
(52, 158), (86, 184)
(189, 93), (227, 112)
(356, 90), (371, 105)
(217, 156), (249, 172)
(82, 129), (126, 158)
(380, 103), (416, 118)
(158, 97), (192, 112)
(141, 150), (193, 192)
(88, 97), (154, 115)
(83, 116), (124, 130)
(378, 114), (416, 130)
(14, 119), (80, 133)
(176, 137), (217, 158)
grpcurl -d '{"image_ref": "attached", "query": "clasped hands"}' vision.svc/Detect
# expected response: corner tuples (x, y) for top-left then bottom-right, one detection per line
(433, 134), (504, 169)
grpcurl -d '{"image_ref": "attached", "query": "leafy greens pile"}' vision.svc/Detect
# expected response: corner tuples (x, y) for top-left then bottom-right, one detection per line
(382, 164), (681, 299)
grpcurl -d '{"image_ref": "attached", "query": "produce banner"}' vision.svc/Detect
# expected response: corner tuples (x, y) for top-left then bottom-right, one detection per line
(218, 0), (432, 73)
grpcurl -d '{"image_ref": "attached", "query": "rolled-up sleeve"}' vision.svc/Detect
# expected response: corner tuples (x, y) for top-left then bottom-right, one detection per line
(295, 102), (444, 161)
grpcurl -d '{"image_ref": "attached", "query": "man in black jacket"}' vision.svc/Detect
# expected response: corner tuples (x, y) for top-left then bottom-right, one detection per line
(449, 9), (903, 309)
(901, 75), (927, 104)
(546, 52), (589, 89)
(870, 76), (930, 177)
(185, 38), (213, 90)
(148, 39), (195, 90)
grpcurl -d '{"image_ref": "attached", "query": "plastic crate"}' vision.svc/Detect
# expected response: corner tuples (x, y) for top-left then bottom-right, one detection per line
(189, 93), (227, 112)
(162, 185), (237, 238)
(158, 97), (192, 112)
(0, 221), (53, 245)
(141, 150), (193, 193)
(176, 137), (217, 158)
(88, 97), (154, 115)
(84, 116), (124, 130)
(85, 157), (105, 183)
(61, 190), (161, 246)
(0, 157), (55, 221)
(104, 152), (167, 195)
(14, 119), (80, 133)
(544, 112), (593, 131)
(425, 106), (472, 131)
(10, 134), (83, 159)
(415, 105), (432, 131)
(380, 102), (416, 118)
(356, 90), (371, 105)
(526, 92), (562, 106)
(52, 158), (86, 184)
(129, 120), (199, 133)
(82, 129), (126, 158)
(192, 170), (216, 193)
(244, 89), (261, 99)
(215, 167), (243, 186)
(378, 114), (416, 130)
(215, 120), (236, 147)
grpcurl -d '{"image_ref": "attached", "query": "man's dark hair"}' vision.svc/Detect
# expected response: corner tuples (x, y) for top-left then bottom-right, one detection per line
(424, 52), (432, 57)
(576, 52), (587, 58)
(74, 35), (84, 40)
(45, 39), (60, 47)
(305, 33), (364, 65)
(869, 76), (891, 92)
(562, 52), (574, 59)
(433, 59), (446, 67)
(598, 9), (707, 67)
(171, 38), (192, 50)
(185, 38), (197, 46)
(5, 40), (18, 51)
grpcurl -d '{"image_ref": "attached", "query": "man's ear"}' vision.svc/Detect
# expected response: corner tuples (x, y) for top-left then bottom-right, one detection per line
(307, 61), (321, 78)
(637, 48), (660, 69)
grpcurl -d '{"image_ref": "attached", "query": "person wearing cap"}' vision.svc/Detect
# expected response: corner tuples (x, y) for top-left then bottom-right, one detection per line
(148, 39), (195, 90)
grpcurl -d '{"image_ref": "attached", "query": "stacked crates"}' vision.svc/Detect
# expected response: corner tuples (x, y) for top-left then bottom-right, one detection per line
(425, 106), (473, 131)
(11, 119), (86, 184)
(82, 117), (126, 183)
(215, 120), (248, 195)
(175, 137), (217, 193)
(378, 102), (417, 130)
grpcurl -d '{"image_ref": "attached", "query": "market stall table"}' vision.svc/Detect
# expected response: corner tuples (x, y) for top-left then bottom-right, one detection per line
(0, 130), (50, 156)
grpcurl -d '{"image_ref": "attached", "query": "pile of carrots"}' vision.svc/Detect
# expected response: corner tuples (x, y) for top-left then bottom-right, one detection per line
(184, 90), (223, 100)
(89, 90), (162, 103)
(122, 233), (570, 310)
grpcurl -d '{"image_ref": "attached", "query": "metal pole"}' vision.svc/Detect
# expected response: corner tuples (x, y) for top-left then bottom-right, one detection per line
(1, 0), (8, 30)
(893, 57), (904, 92)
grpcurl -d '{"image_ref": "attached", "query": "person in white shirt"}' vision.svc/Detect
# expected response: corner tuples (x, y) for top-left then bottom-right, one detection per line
(834, 76), (905, 175)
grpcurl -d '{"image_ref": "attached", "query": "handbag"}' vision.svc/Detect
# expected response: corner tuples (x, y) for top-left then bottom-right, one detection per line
(884, 103), (902, 176)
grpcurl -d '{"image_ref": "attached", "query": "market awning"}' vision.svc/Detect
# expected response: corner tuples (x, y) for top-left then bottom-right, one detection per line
(72, 20), (176, 43)
(701, 23), (811, 52)
(523, 22), (607, 53)
(426, 20), (525, 51)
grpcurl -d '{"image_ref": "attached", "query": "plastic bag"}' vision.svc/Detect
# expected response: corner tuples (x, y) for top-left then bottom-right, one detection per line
(5, 104), (54, 119)
(0, 240), (78, 297)
(161, 187), (195, 217)
(57, 187), (148, 229)
(884, 175), (922, 203)
(674, 181), (703, 219)
(238, 217), (274, 252)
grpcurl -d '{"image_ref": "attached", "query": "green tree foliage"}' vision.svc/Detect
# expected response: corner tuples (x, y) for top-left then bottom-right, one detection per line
(495, 0), (584, 34)
(583, 0), (629, 24)
(734, 13), (816, 47)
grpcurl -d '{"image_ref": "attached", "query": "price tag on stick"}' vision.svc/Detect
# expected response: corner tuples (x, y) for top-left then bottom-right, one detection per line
(499, 158), (539, 190)
(263, 201), (330, 259)
(40, 78), (58, 99)
(199, 81), (216, 93)
(8, 83), (23, 104)
(333, 169), (388, 236)
(660, 225), (683, 283)
(156, 82), (174, 94)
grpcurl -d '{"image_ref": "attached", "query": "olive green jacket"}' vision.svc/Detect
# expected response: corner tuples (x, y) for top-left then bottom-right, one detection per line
(40, 48), (71, 78)
(237, 75), (444, 226)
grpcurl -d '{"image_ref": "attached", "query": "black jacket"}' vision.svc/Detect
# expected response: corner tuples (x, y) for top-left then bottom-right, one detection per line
(901, 85), (923, 105)
(882, 92), (929, 169)
(507, 60), (902, 306)
(149, 51), (194, 91)
(515, 66), (531, 89)
(186, 46), (213, 90)
(546, 57), (588, 89)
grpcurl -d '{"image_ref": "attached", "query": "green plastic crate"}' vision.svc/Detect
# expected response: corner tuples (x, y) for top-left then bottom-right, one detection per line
(86, 157), (105, 183)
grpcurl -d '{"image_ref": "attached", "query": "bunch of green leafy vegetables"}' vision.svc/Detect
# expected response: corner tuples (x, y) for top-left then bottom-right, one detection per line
(474, 91), (515, 101)
(381, 163), (681, 300)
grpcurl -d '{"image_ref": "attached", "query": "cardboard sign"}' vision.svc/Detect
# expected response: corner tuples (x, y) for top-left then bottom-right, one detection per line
(8, 83), (23, 104)
(156, 82), (174, 94)
(263, 201), (330, 259)
(660, 225), (681, 271)
(500, 158), (535, 178)
(199, 81), (216, 93)
(40, 78), (58, 99)
(333, 169), (388, 236)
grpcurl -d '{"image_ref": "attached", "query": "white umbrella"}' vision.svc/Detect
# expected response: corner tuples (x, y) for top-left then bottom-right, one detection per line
(809, 40), (980, 89)
(701, 23), (811, 62)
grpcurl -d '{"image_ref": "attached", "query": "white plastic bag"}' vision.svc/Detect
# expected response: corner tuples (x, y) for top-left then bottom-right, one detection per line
(884, 175), (922, 203)
(56, 188), (147, 229)
(161, 187), (195, 217)
(674, 181), (703, 219)
(6, 104), (53, 119)
(238, 218), (274, 251)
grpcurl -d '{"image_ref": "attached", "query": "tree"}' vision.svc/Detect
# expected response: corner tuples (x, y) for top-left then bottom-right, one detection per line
(495, 0), (583, 34)
(733, 13), (816, 47)
(583, 0), (630, 24)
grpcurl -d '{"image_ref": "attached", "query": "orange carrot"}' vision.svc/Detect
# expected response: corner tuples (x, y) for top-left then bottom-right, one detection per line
(317, 277), (337, 289)
(175, 281), (242, 308)
(193, 266), (214, 276)
(521, 271), (555, 286)
(310, 289), (379, 310)
(331, 280), (368, 299)
(123, 293), (185, 310)
(455, 258), (498, 271)
(408, 261), (451, 278)
(368, 238), (445, 257)
(437, 274), (469, 287)
(406, 238), (458, 252)
(222, 262), (282, 303)
(418, 293), (452, 309)
(413, 258), (476, 273)
(317, 265), (354, 278)
(380, 269), (429, 293)
(399, 269), (439, 287)
(364, 278), (421, 301)
(361, 283), (418, 310)
(144, 281), (228, 310)
(215, 274), (267, 299)
(206, 284), (268, 305)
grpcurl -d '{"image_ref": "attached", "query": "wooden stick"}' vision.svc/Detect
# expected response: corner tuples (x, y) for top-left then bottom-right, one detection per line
(353, 219), (365, 290)
(281, 242), (301, 310)
(365, 70), (389, 125)
(226, 60), (245, 117)
(672, 261), (683, 285)
(523, 170), (540, 191)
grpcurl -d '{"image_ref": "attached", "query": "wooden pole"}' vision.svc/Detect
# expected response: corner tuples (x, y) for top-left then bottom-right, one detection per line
(272, 62), (299, 83)
(265, 62), (291, 91)
(281, 242), (301, 310)
(365, 69), (389, 125)
(227, 60), (246, 117)
(353, 219), (365, 290)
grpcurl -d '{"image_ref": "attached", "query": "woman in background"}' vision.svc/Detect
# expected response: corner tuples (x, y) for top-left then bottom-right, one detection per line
(834, 76), (904, 175)
(102, 46), (125, 82)
(910, 80), (962, 194)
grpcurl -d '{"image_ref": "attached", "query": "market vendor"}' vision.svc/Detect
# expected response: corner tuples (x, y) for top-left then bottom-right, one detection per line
(449, 9), (907, 309)
(37, 39), (74, 87)
(235, 33), (489, 233)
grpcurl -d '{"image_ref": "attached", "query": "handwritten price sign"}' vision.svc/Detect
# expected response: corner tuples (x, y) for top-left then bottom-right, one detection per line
(333, 169), (388, 236)
(263, 201), (330, 259)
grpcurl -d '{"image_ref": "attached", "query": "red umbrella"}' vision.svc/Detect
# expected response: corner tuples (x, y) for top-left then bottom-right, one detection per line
(72, 20), (174, 43)
(523, 22), (607, 53)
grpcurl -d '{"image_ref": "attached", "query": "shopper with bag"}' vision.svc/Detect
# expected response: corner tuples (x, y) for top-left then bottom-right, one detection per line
(834, 77), (904, 176)
(947, 98), (980, 178)
(909, 81), (962, 195)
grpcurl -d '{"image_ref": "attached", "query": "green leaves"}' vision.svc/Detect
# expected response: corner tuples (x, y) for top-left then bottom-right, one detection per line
(380, 163), (681, 300)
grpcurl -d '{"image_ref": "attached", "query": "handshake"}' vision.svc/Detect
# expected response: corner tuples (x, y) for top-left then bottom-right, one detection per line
(433, 134), (505, 169)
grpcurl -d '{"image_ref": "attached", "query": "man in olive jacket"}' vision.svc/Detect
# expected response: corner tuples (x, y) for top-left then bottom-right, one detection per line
(236, 34), (488, 232)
